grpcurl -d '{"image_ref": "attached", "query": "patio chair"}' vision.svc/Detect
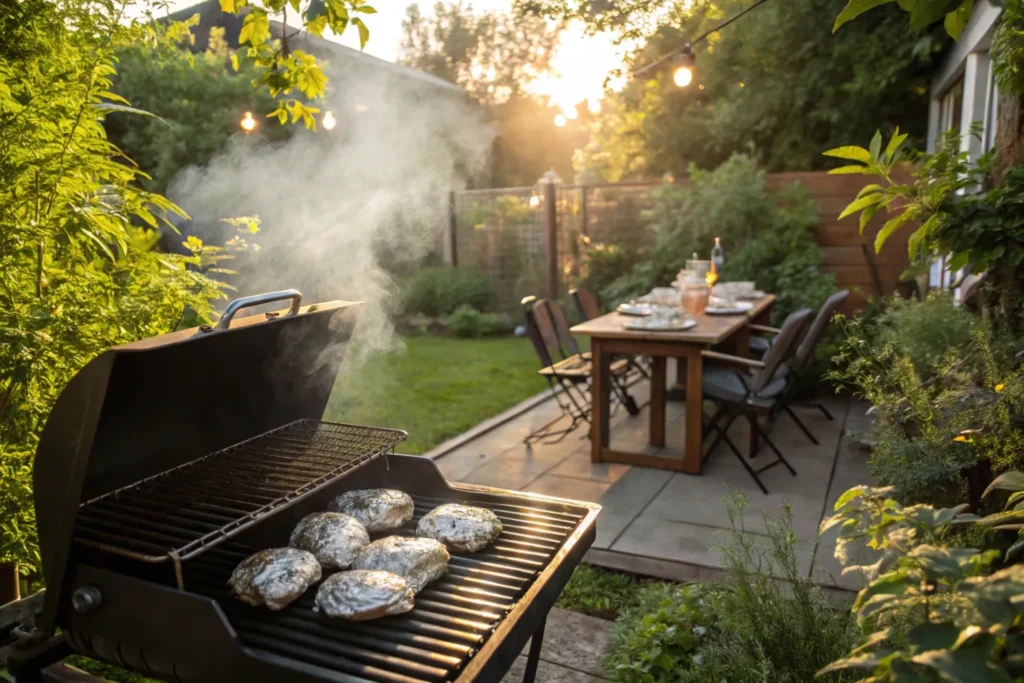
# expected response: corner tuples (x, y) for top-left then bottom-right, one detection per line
(697, 308), (813, 494)
(520, 296), (635, 445)
(748, 290), (850, 444)
(569, 287), (651, 381)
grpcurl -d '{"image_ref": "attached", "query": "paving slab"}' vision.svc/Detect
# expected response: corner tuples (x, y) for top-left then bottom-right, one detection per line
(501, 657), (605, 683)
(431, 377), (869, 586)
(611, 516), (815, 578)
(517, 608), (612, 678)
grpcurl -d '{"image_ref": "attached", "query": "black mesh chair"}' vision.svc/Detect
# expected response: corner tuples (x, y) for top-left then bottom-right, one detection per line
(521, 297), (634, 445)
(749, 290), (850, 443)
(697, 308), (814, 494)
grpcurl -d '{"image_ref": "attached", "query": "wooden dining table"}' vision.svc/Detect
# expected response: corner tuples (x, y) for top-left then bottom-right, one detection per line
(570, 295), (775, 475)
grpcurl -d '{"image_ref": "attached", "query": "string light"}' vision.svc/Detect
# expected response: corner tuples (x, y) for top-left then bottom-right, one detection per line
(240, 111), (256, 133)
(322, 111), (336, 130)
(554, 113), (568, 128)
(673, 47), (696, 88)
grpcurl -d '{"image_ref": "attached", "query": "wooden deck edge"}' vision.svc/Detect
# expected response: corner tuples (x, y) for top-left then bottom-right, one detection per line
(421, 389), (554, 460)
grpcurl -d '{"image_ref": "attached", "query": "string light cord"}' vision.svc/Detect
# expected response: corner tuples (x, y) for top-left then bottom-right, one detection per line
(631, 0), (773, 78)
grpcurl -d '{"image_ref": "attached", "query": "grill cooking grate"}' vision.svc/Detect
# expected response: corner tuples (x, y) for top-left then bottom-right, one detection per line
(73, 420), (406, 567)
(184, 494), (585, 683)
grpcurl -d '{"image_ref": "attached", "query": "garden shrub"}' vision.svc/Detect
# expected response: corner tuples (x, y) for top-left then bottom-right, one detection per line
(448, 305), (502, 337)
(819, 476), (1024, 681)
(680, 498), (858, 683)
(403, 267), (495, 317)
(832, 302), (1024, 506)
(875, 293), (981, 377)
(556, 564), (642, 618)
(603, 498), (858, 683)
(604, 582), (714, 683)
(602, 154), (835, 325)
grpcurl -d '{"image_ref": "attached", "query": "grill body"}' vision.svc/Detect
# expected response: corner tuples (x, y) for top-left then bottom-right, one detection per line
(59, 455), (597, 683)
(16, 292), (599, 683)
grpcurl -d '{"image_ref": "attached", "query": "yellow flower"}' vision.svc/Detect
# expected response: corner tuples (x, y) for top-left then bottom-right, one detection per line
(995, 383), (1006, 393)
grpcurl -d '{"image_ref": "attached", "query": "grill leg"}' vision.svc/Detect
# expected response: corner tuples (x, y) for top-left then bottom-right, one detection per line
(522, 616), (547, 683)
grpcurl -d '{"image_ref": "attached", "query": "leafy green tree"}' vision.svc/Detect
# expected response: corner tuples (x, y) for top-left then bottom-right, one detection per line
(571, 0), (946, 179)
(0, 1), (264, 582)
(211, 0), (377, 128)
(107, 30), (290, 194)
(399, 2), (584, 184)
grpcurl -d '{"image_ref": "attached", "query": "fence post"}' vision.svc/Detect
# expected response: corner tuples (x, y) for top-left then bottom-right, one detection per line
(446, 190), (458, 268)
(542, 180), (558, 301)
(580, 185), (588, 238)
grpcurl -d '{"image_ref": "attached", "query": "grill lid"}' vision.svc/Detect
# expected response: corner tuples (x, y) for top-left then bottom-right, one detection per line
(33, 290), (362, 630)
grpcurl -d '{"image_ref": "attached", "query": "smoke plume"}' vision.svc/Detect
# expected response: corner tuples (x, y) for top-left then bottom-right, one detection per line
(167, 54), (493, 367)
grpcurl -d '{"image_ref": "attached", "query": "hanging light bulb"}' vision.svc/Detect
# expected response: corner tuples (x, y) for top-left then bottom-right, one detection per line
(673, 65), (694, 88)
(322, 110), (336, 131)
(673, 45), (696, 88)
(240, 111), (256, 133)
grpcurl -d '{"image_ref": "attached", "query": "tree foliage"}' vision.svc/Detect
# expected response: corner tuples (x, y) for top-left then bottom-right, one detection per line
(107, 29), (290, 194)
(571, 0), (946, 180)
(213, 0), (376, 128)
(0, 1), (260, 574)
(399, 2), (586, 184)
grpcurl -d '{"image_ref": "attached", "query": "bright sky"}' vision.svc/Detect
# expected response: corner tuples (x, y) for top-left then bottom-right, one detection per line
(159, 0), (633, 115)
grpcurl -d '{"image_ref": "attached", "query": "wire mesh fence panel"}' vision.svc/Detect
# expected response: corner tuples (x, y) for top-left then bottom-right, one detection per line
(581, 184), (659, 254)
(557, 186), (583, 295)
(453, 188), (547, 313)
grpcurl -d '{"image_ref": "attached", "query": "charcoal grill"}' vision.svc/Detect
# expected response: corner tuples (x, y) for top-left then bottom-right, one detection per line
(7, 290), (600, 683)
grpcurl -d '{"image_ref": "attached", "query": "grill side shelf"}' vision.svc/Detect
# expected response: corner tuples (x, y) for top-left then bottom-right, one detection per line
(72, 420), (407, 570)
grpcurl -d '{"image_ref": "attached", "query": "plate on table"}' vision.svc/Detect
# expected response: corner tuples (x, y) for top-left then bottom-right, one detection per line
(623, 317), (697, 332)
(705, 301), (754, 315)
(616, 303), (654, 317)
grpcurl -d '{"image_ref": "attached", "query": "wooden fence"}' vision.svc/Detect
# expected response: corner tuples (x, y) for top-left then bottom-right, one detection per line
(447, 172), (912, 315)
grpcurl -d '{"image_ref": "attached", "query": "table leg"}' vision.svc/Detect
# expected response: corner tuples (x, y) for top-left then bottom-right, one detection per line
(590, 339), (610, 462)
(748, 414), (760, 459)
(732, 324), (751, 359)
(650, 356), (666, 448)
(682, 350), (703, 475)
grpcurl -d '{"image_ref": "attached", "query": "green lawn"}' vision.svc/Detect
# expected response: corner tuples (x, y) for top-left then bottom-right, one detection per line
(325, 335), (546, 454)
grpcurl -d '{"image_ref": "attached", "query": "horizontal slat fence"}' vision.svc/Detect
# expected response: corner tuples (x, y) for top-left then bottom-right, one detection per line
(448, 173), (912, 315)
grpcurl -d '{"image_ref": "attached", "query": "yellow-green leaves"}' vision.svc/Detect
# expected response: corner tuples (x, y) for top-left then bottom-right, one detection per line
(835, 0), (977, 40)
(825, 128), (913, 247)
(834, 0), (895, 33)
(944, 0), (974, 40)
(239, 10), (271, 47)
(353, 17), (370, 49)
(218, 0), (375, 127)
(823, 145), (875, 164)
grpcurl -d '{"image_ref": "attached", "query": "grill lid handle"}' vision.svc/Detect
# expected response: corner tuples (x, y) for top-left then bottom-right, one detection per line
(217, 289), (303, 330)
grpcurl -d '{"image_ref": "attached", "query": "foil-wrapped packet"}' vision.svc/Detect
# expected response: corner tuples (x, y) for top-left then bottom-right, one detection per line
(353, 536), (449, 593)
(314, 570), (415, 620)
(416, 503), (503, 553)
(329, 489), (415, 533)
(289, 512), (369, 570)
(228, 548), (321, 611)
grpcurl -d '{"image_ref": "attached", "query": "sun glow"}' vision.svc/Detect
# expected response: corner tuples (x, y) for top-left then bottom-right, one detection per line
(525, 20), (634, 121)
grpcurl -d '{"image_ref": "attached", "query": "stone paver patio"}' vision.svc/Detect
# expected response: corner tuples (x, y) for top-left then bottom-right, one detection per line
(431, 361), (873, 591)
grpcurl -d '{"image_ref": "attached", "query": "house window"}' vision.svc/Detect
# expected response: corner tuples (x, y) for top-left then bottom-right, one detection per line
(940, 77), (965, 135)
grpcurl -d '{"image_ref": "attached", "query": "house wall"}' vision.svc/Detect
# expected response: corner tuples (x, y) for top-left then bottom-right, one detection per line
(927, 1), (1003, 295)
